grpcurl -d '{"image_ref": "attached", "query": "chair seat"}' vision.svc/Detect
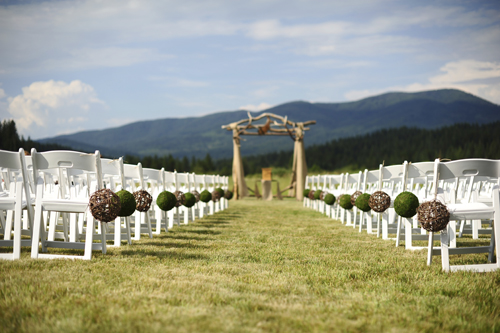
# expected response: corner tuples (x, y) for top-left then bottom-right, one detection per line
(0, 197), (16, 208)
(448, 202), (494, 220)
(42, 198), (89, 213)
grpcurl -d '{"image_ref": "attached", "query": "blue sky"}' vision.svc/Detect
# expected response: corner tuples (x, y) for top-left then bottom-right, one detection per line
(0, 0), (499, 139)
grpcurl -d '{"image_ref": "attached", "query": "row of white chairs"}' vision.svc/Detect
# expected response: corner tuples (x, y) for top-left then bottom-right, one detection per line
(0, 148), (229, 260)
(304, 158), (500, 273)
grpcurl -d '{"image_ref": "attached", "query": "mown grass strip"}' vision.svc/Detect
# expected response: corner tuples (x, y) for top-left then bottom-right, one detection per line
(1, 199), (499, 332)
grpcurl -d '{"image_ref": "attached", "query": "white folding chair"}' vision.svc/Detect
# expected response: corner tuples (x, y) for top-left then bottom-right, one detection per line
(400, 161), (440, 250)
(101, 157), (132, 246)
(123, 162), (153, 241)
(427, 159), (500, 272)
(31, 149), (106, 260)
(0, 148), (34, 259)
(142, 167), (168, 235)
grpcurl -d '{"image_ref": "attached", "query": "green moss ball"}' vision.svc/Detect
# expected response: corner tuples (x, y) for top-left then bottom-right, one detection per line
(183, 192), (196, 208)
(303, 189), (311, 198)
(355, 193), (371, 212)
(394, 191), (419, 218)
(156, 191), (177, 212)
(313, 190), (322, 200)
(324, 193), (336, 205)
(339, 194), (354, 210)
(116, 190), (136, 217)
(200, 190), (212, 203)
(224, 190), (233, 200)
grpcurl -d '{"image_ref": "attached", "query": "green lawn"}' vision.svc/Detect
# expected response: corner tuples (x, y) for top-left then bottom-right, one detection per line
(1, 199), (499, 332)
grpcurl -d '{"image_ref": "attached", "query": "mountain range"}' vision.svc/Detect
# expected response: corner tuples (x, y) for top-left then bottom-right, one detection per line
(40, 89), (500, 159)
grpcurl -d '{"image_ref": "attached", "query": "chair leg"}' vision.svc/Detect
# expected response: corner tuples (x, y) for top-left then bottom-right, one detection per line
(100, 222), (107, 254)
(440, 229), (450, 272)
(376, 213), (381, 238)
(395, 216), (402, 247)
(125, 216), (132, 245)
(405, 218), (412, 250)
(31, 202), (44, 259)
(488, 223), (495, 263)
(145, 212), (153, 238)
(427, 232), (433, 266)
(4, 210), (13, 240)
(133, 211), (141, 241)
(83, 215), (95, 260)
(114, 216), (121, 246)
(12, 184), (23, 259)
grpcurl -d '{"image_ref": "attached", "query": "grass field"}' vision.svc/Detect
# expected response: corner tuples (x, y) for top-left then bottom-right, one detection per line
(1, 198), (499, 332)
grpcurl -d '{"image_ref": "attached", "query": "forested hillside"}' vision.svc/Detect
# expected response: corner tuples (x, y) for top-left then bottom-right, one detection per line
(39, 89), (500, 159)
(126, 121), (500, 175)
(2, 120), (499, 175)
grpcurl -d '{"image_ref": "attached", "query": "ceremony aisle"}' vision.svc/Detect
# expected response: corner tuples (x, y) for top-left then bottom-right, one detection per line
(1, 198), (499, 332)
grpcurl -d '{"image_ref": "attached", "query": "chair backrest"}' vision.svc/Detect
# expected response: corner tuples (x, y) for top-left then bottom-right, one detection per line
(164, 171), (176, 192)
(205, 175), (215, 191)
(0, 149), (32, 202)
(142, 167), (165, 195)
(436, 159), (500, 203)
(194, 174), (205, 191)
(31, 149), (102, 196)
(122, 162), (144, 191)
(101, 157), (124, 191)
(177, 172), (190, 191)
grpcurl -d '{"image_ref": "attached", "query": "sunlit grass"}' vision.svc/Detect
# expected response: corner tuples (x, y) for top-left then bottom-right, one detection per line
(1, 199), (499, 332)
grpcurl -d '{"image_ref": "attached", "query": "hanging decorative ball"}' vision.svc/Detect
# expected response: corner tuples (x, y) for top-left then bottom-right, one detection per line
(324, 193), (336, 206)
(173, 191), (185, 207)
(89, 188), (121, 222)
(115, 189), (136, 217)
(368, 191), (391, 213)
(215, 187), (224, 198)
(224, 190), (233, 200)
(200, 190), (212, 203)
(394, 191), (419, 218)
(156, 191), (177, 212)
(133, 189), (152, 212)
(183, 192), (196, 208)
(355, 193), (371, 212)
(303, 189), (311, 198)
(339, 194), (354, 210)
(191, 190), (201, 203)
(308, 190), (315, 200)
(212, 189), (221, 202)
(350, 191), (363, 206)
(417, 200), (450, 232)
(314, 190), (322, 200)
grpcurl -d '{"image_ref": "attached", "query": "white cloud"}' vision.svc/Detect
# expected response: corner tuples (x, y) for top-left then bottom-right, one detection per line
(7, 80), (106, 138)
(0, 88), (5, 99)
(344, 60), (500, 104)
(239, 102), (273, 112)
(430, 60), (500, 84)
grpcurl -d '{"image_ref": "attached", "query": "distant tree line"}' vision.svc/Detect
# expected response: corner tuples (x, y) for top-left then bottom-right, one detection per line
(2, 119), (499, 175)
(0, 119), (70, 152)
(230, 121), (500, 174)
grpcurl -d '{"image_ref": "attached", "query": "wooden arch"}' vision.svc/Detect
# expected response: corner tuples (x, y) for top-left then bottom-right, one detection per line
(222, 112), (316, 200)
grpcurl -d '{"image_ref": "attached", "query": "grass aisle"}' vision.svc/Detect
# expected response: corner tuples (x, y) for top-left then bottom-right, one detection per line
(1, 199), (500, 332)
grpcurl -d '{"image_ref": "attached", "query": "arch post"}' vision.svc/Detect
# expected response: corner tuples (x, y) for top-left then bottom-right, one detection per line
(232, 131), (248, 199)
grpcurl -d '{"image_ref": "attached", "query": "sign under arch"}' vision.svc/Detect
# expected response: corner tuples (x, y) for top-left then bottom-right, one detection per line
(222, 112), (316, 200)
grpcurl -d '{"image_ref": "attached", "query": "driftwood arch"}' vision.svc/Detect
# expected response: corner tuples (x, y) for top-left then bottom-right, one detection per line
(222, 113), (316, 200)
